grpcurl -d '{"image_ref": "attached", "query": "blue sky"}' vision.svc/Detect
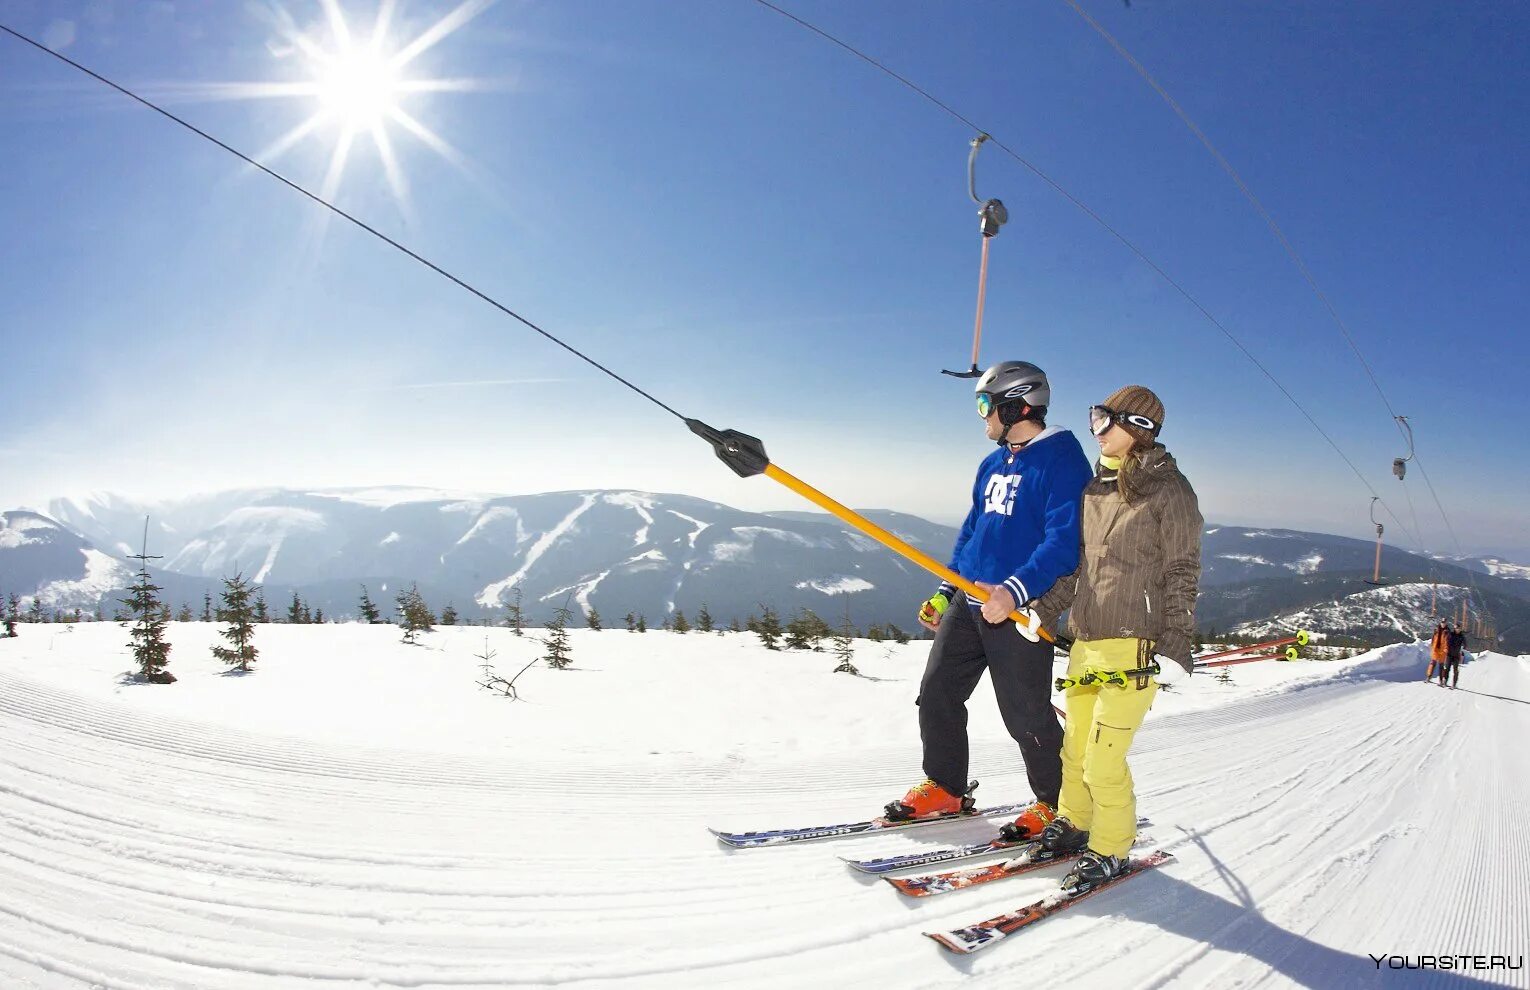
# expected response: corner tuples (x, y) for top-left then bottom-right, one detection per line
(1, 0), (1526, 556)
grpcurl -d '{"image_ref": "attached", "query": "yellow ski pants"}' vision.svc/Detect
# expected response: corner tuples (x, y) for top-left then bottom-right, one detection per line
(1057, 638), (1157, 858)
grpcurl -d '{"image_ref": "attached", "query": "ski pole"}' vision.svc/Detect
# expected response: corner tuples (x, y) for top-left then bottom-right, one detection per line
(1193, 631), (1309, 663)
(1195, 645), (1301, 670)
(688, 419), (1056, 643)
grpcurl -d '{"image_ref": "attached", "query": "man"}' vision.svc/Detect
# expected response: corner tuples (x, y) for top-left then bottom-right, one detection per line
(888, 361), (1092, 840)
(1427, 620), (1449, 682)
(1442, 623), (1465, 689)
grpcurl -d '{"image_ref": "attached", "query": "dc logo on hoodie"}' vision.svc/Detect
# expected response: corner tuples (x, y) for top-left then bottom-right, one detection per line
(983, 474), (1021, 516)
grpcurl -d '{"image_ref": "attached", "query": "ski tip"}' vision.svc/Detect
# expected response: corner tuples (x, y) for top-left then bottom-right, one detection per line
(923, 930), (984, 954)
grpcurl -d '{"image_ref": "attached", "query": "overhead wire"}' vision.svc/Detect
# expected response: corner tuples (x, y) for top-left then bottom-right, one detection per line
(748, 0), (1424, 550)
(1058, 0), (1489, 621)
(0, 23), (689, 426)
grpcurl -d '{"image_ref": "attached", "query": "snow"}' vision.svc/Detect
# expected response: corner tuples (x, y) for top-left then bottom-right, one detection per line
(1287, 552), (1323, 574)
(605, 492), (656, 547)
(1219, 553), (1272, 566)
(667, 509), (710, 548)
(711, 526), (827, 562)
(34, 549), (134, 608)
(1, 624), (1525, 988)
(1240, 530), (1297, 539)
(164, 507), (327, 583)
(1481, 558), (1530, 580)
(451, 507), (523, 547)
(475, 493), (598, 607)
(379, 531), (401, 546)
(303, 487), (494, 509)
(0, 512), (57, 548)
(795, 576), (876, 595)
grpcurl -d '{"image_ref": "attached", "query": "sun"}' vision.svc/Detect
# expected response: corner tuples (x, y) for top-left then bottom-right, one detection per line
(314, 46), (403, 129)
(177, 1), (496, 211)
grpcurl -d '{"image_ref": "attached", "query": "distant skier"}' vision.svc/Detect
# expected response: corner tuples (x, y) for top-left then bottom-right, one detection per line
(897, 361), (1092, 839)
(1032, 385), (1203, 895)
(1441, 622), (1465, 688)
(1427, 620), (1449, 681)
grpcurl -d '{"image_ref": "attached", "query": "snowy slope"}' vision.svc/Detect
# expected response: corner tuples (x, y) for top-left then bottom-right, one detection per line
(1, 625), (1526, 988)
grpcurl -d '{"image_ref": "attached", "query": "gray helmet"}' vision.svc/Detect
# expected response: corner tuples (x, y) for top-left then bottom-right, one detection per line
(975, 361), (1050, 423)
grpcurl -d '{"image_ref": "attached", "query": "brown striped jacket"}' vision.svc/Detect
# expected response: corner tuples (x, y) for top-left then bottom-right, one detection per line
(1035, 445), (1203, 670)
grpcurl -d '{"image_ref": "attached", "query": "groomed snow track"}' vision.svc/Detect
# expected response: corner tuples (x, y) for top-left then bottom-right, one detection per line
(1, 644), (1526, 988)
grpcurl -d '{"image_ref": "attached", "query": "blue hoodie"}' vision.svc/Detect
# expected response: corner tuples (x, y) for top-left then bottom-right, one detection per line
(937, 427), (1092, 609)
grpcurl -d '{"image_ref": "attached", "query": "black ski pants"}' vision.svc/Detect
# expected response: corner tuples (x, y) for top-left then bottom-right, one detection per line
(917, 591), (1063, 806)
(1441, 655), (1460, 687)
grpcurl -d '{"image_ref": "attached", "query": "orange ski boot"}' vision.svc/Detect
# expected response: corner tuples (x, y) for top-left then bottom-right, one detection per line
(883, 779), (977, 822)
(997, 799), (1057, 841)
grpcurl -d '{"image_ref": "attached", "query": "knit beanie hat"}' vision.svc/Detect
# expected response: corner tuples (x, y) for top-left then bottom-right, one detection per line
(1102, 384), (1165, 445)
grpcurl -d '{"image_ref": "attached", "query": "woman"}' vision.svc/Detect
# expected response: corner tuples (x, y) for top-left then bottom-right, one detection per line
(1032, 384), (1203, 894)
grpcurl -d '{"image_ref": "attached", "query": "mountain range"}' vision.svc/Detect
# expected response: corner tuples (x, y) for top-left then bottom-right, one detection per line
(2, 488), (1526, 650)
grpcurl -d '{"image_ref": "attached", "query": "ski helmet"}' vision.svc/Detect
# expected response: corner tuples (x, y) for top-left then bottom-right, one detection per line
(975, 361), (1049, 426)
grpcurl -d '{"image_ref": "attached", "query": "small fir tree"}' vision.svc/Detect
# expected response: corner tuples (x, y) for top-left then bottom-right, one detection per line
(396, 583), (435, 644)
(832, 605), (859, 676)
(313, 607), (325, 623)
(586, 607), (602, 631)
(505, 583), (525, 637)
(672, 609), (690, 634)
(176, 603), (193, 622)
(120, 567), (173, 683)
(755, 605), (782, 651)
(697, 603), (714, 633)
(358, 585), (382, 624)
(887, 623), (910, 645)
(542, 598), (575, 670)
(637, 614), (648, 633)
(441, 602), (459, 626)
(254, 589), (270, 624)
(287, 592), (305, 624)
(624, 611), (636, 633)
(201, 592), (213, 623)
(211, 572), (259, 672)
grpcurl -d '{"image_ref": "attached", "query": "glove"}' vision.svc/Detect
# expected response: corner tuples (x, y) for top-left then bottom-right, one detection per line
(918, 592), (951, 627)
(1013, 607), (1042, 643)
(1154, 654), (1190, 684)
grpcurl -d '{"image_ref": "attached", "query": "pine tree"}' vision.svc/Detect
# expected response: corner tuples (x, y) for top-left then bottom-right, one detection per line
(697, 603), (714, 633)
(441, 602), (459, 626)
(287, 592), (306, 624)
(832, 605), (859, 676)
(313, 607), (324, 623)
(587, 607), (602, 631)
(254, 589), (269, 624)
(756, 605), (782, 651)
(672, 609), (690, 634)
(26, 597), (44, 623)
(505, 583), (525, 637)
(729, 616), (742, 633)
(888, 623), (910, 645)
(542, 599), (575, 670)
(624, 611), (636, 633)
(302, 603), (313, 624)
(637, 614), (648, 633)
(396, 583), (435, 645)
(201, 592), (213, 623)
(176, 603), (193, 622)
(867, 624), (884, 643)
(120, 566), (173, 683)
(358, 585), (382, 624)
(211, 573), (259, 672)
(2, 593), (17, 638)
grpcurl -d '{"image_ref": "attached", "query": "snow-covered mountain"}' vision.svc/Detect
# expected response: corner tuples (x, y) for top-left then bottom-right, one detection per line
(1431, 553), (1530, 581)
(45, 488), (948, 626)
(0, 510), (135, 611)
(1231, 582), (1480, 642)
(14, 489), (1530, 650)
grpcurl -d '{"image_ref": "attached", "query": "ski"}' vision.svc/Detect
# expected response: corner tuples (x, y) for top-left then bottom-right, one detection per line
(886, 834), (1153, 897)
(923, 850), (1175, 954)
(841, 816), (1150, 875)
(709, 801), (1034, 849)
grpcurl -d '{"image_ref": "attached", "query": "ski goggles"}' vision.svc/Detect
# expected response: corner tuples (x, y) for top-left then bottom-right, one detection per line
(976, 392), (997, 418)
(1089, 404), (1160, 437)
